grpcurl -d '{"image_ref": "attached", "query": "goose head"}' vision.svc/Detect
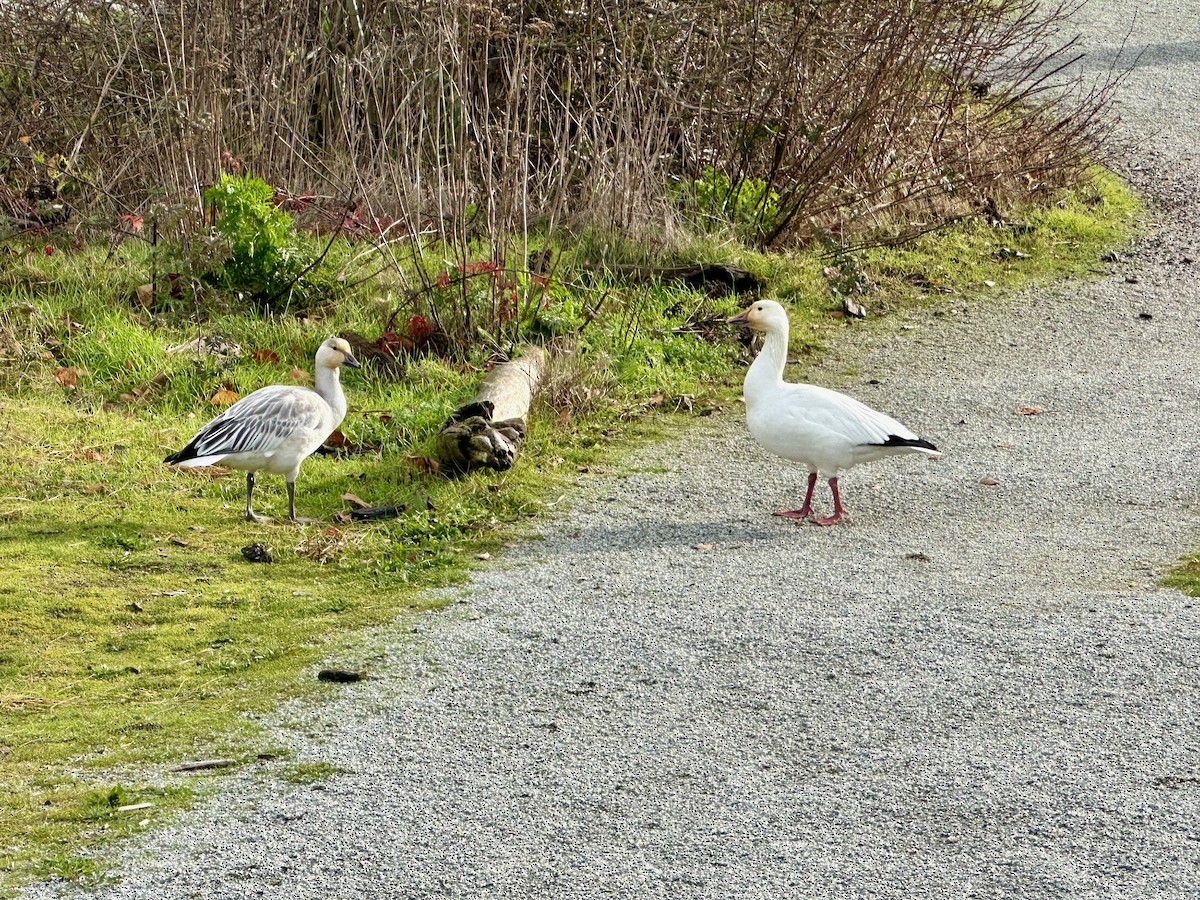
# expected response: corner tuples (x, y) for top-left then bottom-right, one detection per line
(316, 336), (362, 371)
(728, 299), (789, 335)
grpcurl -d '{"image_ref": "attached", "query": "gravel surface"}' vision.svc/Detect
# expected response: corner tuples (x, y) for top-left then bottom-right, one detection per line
(22, 3), (1200, 898)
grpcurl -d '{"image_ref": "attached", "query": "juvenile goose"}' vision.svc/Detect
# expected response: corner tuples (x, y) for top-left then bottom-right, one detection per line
(164, 336), (361, 523)
(728, 300), (939, 525)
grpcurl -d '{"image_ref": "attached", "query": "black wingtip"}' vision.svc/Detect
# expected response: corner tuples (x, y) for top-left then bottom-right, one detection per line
(164, 444), (195, 465)
(878, 434), (939, 452)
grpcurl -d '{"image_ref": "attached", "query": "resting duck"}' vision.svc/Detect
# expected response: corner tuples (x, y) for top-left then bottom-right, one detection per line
(165, 337), (361, 522)
(728, 300), (939, 525)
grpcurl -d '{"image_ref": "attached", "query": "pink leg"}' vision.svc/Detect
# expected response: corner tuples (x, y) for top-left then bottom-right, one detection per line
(810, 476), (847, 526)
(774, 472), (819, 519)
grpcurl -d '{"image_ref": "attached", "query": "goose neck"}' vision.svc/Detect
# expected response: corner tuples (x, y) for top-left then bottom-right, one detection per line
(748, 326), (789, 386)
(315, 367), (347, 422)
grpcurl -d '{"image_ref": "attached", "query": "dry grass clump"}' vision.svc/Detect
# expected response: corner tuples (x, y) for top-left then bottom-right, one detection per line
(532, 338), (617, 425)
(294, 526), (365, 564)
(0, 0), (1113, 257)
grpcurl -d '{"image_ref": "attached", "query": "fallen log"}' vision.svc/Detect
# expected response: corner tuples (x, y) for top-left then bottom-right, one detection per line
(173, 758), (237, 773)
(586, 262), (760, 296)
(437, 346), (546, 474)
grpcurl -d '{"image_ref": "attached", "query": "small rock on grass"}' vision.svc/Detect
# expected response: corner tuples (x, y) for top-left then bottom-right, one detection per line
(241, 542), (273, 563)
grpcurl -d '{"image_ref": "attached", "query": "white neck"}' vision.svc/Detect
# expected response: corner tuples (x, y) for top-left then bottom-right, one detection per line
(314, 366), (348, 426)
(744, 325), (789, 398)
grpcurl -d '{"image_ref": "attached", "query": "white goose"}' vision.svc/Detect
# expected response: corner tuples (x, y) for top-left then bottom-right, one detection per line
(165, 336), (361, 522)
(728, 300), (939, 525)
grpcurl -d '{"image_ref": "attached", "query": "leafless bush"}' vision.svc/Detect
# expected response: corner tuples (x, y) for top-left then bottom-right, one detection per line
(0, 0), (1112, 259)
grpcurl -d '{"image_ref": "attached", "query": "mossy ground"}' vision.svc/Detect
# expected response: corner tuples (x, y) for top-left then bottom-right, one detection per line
(0, 170), (1142, 893)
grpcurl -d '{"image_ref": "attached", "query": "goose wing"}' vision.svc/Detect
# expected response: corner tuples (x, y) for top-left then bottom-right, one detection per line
(750, 382), (932, 470)
(793, 383), (919, 446)
(166, 386), (329, 464)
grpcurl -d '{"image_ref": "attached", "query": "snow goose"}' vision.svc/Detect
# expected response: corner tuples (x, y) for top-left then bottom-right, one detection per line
(728, 300), (939, 525)
(164, 336), (361, 522)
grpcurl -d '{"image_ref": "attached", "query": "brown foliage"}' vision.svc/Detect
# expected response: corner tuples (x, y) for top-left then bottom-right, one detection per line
(0, 0), (1113, 251)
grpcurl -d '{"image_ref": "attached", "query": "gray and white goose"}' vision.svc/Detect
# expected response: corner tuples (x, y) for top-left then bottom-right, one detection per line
(728, 300), (939, 525)
(165, 336), (361, 522)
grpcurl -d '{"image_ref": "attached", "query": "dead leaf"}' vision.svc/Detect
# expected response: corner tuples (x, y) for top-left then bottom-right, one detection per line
(134, 283), (154, 307)
(1015, 405), (1044, 416)
(324, 431), (381, 456)
(210, 386), (238, 406)
(340, 493), (372, 509)
(288, 367), (310, 380)
(476, 552), (491, 560)
(81, 484), (107, 495)
(53, 366), (79, 389)
(693, 543), (714, 551)
(980, 476), (999, 486)
(406, 454), (440, 474)
(252, 348), (280, 364)
(58, 313), (83, 334)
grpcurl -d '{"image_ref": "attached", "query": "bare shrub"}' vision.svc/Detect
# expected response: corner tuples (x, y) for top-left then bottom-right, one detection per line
(0, 0), (1113, 263)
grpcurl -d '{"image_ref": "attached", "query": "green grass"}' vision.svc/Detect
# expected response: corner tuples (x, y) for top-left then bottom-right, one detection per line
(0, 169), (1142, 894)
(278, 761), (347, 785)
(1163, 557), (1200, 597)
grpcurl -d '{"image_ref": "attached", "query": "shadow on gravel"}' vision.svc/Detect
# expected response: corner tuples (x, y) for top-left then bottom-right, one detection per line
(562, 519), (780, 553)
(1080, 39), (1200, 71)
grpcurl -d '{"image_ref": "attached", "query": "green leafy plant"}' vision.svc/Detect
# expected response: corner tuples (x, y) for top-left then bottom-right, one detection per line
(676, 166), (781, 244)
(202, 174), (310, 305)
(822, 253), (874, 302)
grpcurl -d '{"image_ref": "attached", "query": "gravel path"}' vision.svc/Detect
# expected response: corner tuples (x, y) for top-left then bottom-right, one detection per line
(23, 3), (1200, 898)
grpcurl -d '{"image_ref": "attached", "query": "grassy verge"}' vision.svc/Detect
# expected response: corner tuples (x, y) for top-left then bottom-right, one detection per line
(1163, 558), (1200, 598)
(0, 170), (1140, 893)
